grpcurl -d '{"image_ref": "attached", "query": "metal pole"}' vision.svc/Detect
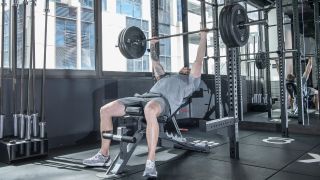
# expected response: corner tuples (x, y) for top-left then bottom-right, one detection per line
(0, 0), (5, 139)
(200, 0), (208, 74)
(225, 0), (239, 160)
(150, 0), (159, 58)
(20, 0), (27, 114)
(0, 0), (6, 115)
(276, 0), (288, 137)
(264, 10), (272, 118)
(314, 0), (320, 115)
(11, 0), (18, 115)
(258, 12), (264, 102)
(41, 0), (49, 122)
(27, 0), (35, 115)
(292, 0), (304, 125)
(253, 36), (256, 94)
(32, 1), (36, 114)
(181, 0), (189, 67)
(94, 0), (103, 77)
(212, 0), (222, 119)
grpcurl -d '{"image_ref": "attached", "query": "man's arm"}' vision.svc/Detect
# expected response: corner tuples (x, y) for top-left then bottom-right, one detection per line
(190, 31), (207, 78)
(150, 39), (165, 81)
(303, 58), (312, 80)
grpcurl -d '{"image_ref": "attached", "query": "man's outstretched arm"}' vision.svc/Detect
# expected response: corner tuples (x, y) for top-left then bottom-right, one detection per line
(303, 58), (312, 80)
(190, 31), (207, 78)
(150, 39), (165, 81)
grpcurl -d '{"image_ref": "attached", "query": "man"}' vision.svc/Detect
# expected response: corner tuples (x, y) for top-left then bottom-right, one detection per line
(286, 58), (319, 112)
(83, 31), (207, 178)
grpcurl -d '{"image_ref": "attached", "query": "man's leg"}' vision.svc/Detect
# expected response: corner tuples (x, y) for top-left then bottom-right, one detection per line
(142, 100), (162, 178)
(100, 100), (126, 156)
(83, 100), (125, 167)
(143, 100), (162, 160)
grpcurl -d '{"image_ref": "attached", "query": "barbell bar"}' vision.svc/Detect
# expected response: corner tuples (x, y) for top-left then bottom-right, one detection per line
(128, 19), (266, 43)
(117, 4), (268, 59)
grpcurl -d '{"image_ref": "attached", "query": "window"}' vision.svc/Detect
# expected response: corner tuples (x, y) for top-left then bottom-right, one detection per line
(102, 0), (184, 73)
(53, 1), (95, 70)
(0, 0), (96, 70)
(116, 0), (141, 18)
(56, 18), (77, 69)
(81, 8), (95, 70)
(159, 24), (171, 71)
(240, 4), (260, 77)
(80, 0), (94, 8)
(102, 0), (107, 11)
(177, 0), (182, 22)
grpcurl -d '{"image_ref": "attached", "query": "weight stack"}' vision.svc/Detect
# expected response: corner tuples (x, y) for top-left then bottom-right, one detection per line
(0, 138), (48, 164)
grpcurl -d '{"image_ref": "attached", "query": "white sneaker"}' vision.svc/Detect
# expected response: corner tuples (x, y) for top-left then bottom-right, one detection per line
(83, 151), (112, 167)
(142, 160), (158, 178)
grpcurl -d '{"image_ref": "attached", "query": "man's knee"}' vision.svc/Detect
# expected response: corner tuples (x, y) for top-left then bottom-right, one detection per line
(100, 101), (124, 117)
(144, 101), (161, 118)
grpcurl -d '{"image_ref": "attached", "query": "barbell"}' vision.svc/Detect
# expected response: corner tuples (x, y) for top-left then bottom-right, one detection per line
(117, 4), (257, 59)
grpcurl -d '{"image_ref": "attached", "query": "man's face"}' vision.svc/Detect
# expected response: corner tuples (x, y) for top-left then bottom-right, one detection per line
(179, 67), (191, 75)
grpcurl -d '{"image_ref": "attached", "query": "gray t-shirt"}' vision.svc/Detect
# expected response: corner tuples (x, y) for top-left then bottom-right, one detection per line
(150, 74), (201, 113)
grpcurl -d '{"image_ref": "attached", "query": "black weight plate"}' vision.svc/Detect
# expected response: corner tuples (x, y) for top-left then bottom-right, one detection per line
(122, 26), (146, 59)
(230, 4), (249, 47)
(118, 28), (131, 59)
(235, 4), (249, 46)
(219, 6), (230, 47)
(118, 28), (132, 59)
(121, 27), (134, 59)
(257, 53), (263, 69)
(225, 5), (235, 47)
(255, 52), (260, 69)
(255, 52), (267, 69)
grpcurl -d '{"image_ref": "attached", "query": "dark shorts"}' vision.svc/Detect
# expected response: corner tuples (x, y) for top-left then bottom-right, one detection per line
(117, 93), (170, 116)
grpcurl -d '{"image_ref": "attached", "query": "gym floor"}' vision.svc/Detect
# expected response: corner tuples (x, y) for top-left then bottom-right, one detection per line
(1, 128), (319, 180)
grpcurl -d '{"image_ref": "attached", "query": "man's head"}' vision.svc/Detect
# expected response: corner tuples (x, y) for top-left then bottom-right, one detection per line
(179, 67), (191, 75)
(287, 73), (296, 81)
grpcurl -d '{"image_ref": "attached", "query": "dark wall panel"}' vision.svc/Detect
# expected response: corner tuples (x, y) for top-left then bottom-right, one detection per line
(1, 75), (246, 149)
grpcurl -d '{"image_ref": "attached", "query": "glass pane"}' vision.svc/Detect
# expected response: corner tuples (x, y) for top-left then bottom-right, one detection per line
(0, 0), (97, 70)
(103, 0), (184, 72)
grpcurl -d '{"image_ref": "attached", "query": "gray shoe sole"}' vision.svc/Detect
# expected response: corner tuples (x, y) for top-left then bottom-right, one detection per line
(83, 159), (112, 167)
(143, 171), (157, 178)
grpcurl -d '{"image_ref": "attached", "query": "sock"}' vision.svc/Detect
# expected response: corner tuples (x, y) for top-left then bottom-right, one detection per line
(99, 150), (109, 157)
(146, 159), (155, 168)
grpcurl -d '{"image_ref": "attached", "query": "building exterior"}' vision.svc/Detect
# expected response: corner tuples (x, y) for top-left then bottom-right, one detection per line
(0, 0), (261, 75)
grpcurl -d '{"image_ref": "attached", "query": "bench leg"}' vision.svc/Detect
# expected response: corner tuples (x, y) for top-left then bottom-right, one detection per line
(97, 128), (144, 179)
